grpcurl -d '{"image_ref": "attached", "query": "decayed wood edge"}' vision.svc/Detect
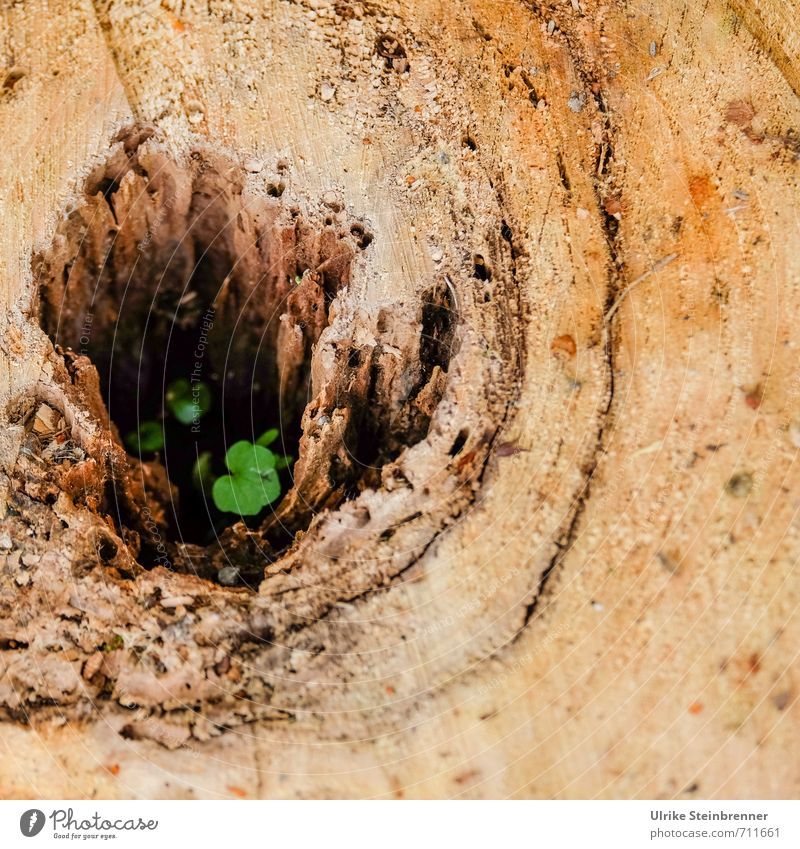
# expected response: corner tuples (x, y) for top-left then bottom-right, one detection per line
(0, 0), (600, 780)
(0, 0), (796, 794)
(3, 0), (536, 728)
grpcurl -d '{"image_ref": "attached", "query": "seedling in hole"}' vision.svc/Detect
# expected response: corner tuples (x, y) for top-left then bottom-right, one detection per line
(126, 375), (292, 517)
(125, 420), (164, 453)
(165, 377), (211, 425)
(194, 429), (292, 516)
(211, 440), (282, 516)
(256, 427), (279, 447)
(124, 378), (212, 454)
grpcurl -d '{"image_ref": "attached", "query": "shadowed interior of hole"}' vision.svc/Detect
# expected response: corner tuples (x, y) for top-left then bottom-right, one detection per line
(34, 140), (355, 555)
(108, 250), (291, 545)
(31, 131), (460, 587)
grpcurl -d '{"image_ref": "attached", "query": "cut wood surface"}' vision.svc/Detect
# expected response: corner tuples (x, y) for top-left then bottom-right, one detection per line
(0, 0), (798, 799)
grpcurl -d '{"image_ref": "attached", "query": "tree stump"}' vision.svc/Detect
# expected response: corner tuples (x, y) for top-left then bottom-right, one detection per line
(0, 0), (798, 798)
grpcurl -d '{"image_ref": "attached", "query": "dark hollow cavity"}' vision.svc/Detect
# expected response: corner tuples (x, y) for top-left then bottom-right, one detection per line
(34, 134), (353, 559)
(31, 128), (457, 585)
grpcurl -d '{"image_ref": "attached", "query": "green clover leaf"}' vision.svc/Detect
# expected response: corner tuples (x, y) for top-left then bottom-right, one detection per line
(255, 428), (279, 447)
(225, 441), (276, 476)
(166, 378), (211, 425)
(125, 420), (164, 454)
(211, 440), (282, 516)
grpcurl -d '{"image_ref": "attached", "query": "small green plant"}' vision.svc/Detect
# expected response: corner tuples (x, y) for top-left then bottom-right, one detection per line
(192, 428), (292, 516)
(125, 378), (211, 455)
(255, 427), (279, 447)
(192, 429), (293, 517)
(165, 377), (211, 425)
(125, 372), (292, 519)
(211, 440), (282, 516)
(125, 420), (164, 453)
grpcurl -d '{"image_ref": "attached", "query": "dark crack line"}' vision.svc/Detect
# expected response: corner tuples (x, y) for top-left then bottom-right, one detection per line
(513, 0), (624, 635)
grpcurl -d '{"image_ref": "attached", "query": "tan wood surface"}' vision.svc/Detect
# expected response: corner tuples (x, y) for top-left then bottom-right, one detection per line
(0, 0), (798, 799)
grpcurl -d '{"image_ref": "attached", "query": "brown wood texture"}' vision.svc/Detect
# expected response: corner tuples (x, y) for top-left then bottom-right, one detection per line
(0, 0), (798, 799)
